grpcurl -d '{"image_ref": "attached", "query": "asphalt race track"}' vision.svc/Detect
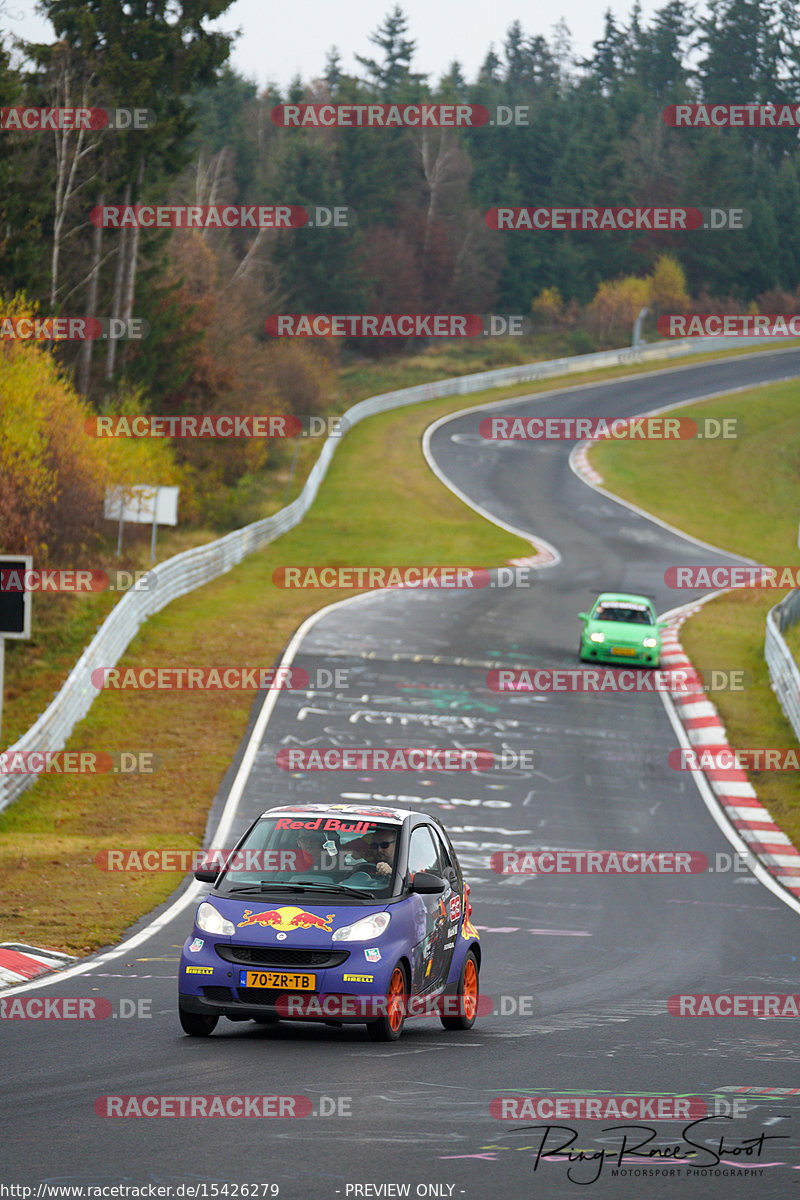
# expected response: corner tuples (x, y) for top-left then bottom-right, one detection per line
(4, 347), (800, 1199)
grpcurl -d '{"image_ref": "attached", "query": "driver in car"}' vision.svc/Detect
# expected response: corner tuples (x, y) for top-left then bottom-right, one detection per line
(347, 830), (397, 877)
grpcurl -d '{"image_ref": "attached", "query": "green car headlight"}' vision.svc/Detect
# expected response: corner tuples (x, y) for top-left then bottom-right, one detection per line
(589, 632), (605, 643)
(642, 637), (658, 648)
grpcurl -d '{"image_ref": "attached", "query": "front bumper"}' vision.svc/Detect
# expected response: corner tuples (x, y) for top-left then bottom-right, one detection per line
(580, 641), (660, 666)
(178, 930), (474, 1025)
(179, 933), (400, 1024)
(179, 988), (396, 1025)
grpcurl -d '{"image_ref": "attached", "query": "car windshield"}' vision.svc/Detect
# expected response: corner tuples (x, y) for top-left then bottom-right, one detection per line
(213, 815), (401, 898)
(593, 603), (654, 625)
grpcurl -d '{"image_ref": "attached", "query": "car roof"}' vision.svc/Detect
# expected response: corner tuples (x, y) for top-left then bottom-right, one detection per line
(593, 592), (654, 608)
(261, 802), (416, 825)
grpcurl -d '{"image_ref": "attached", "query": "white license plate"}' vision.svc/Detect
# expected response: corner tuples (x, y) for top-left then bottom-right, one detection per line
(239, 970), (316, 989)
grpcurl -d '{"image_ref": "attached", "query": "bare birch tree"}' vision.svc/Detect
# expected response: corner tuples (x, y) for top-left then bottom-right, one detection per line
(47, 44), (102, 308)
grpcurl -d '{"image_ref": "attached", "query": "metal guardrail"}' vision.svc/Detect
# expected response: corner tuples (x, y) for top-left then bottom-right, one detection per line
(0, 333), (786, 811)
(765, 590), (800, 740)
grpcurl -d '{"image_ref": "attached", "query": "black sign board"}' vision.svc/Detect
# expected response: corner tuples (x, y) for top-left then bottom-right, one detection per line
(0, 555), (32, 638)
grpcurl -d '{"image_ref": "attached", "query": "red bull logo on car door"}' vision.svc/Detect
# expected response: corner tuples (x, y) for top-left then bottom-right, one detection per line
(237, 906), (336, 932)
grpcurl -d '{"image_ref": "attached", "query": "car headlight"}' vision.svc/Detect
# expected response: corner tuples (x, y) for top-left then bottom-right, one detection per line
(196, 901), (235, 936)
(332, 912), (391, 942)
(642, 637), (658, 648)
(589, 631), (605, 643)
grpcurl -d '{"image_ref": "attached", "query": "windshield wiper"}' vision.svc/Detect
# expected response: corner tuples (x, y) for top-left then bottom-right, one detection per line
(282, 880), (379, 898)
(325, 883), (377, 898)
(225, 882), (307, 893)
(223, 880), (381, 899)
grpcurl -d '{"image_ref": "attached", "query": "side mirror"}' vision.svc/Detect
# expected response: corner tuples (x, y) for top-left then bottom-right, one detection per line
(577, 612), (589, 622)
(410, 871), (446, 894)
(194, 868), (219, 883)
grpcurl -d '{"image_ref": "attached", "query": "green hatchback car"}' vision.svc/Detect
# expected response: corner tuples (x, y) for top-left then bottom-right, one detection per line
(578, 592), (666, 667)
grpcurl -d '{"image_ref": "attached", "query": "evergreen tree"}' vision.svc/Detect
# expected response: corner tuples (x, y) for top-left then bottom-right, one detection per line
(636, 0), (692, 99)
(0, 26), (50, 296)
(584, 9), (628, 95)
(478, 46), (502, 85)
(271, 136), (368, 311)
(355, 6), (425, 96)
(324, 48), (343, 94)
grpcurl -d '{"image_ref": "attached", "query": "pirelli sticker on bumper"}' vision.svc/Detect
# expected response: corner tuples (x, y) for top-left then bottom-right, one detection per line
(343, 973), (374, 983)
(185, 965), (214, 975)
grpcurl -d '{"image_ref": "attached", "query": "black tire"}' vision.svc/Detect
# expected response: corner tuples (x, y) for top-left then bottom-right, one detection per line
(440, 951), (479, 1031)
(179, 1004), (218, 1037)
(366, 963), (408, 1042)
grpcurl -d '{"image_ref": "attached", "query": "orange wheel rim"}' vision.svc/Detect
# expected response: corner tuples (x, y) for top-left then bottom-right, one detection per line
(463, 959), (478, 1021)
(387, 968), (406, 1031)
